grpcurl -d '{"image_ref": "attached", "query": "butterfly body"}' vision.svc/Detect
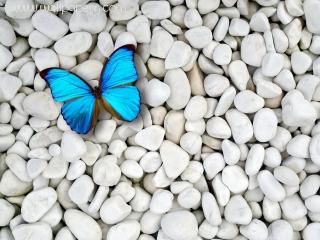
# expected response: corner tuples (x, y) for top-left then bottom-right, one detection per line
(40, 45), (140, 134)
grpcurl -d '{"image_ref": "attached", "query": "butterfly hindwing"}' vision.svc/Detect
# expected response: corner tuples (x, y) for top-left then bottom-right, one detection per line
(102, 86), (140, 122)
(40, 68), (97, 134)
(100, 45), (140, 121)
(61, 95), (99, 134)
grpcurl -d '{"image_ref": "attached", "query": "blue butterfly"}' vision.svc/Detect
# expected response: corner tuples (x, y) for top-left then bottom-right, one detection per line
(40, 45), (140, 134)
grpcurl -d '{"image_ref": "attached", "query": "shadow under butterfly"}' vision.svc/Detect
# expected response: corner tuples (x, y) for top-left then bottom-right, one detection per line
(40, 45), (141, 134)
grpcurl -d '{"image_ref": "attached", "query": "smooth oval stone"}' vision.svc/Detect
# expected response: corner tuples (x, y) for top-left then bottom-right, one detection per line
(64, 209), (102, 240)
(12, 222), (52, 240)
(0, 74), (22, 102)
(0, 19), (16, 47)
(23, 92), (59, 121)
(32, 10), (69, 40)
(69, 3), (107, 34)
(164, 69), (191, 110)
(54, 32), (92, 57)
(161, 211), (198, 240)
(21, 187), (57, 223)
(0, 170), (32, 197)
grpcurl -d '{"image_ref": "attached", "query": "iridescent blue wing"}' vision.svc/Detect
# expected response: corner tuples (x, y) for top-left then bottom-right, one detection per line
(61, 95), (99, 134)
(101, 86), (140, 122)
(100, 45), (140, 121)
(40, 68), (98, 134)
(40, 68), (93, 102)
(100, 45), (138, 90)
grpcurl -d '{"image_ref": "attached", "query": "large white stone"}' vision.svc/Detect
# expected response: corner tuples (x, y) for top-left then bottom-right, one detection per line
(141, 1), (171, 20)
(64, 209), (102, 240)
(54, 32), (92, 57)
(107, 220), (140, 240)
(241, 33), (266, 67)
(5, 0), (34, 19)
(61, 131), (87, 162)
(23, 92), (59, 121)
(0, 74), (22, 102)
(165, 41), (192, 69)
(32, 10), (68, 40)
(0, 199), (15, 226)
(21, 187), (57, 223)
(69, 3), (107, 34)
(160, 140), (190, 179)
(100, 195), (132, 224)
(93, 156), (121, 186)
(224, 195), (252, 225)
(12, 222), (52, 240)
(282, 90), (317, 127)
(161, 211), (198, 240)
(304, 0), (320, 34)
(135, 125), (165, 151)
(164, 69), (191, 110)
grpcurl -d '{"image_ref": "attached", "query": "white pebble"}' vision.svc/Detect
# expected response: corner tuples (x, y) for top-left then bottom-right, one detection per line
(32, 10), (68, 40)
(206, 117), (231, 139)
(161, 211), (198, 240)
(221, 140), (241, 165)
(253, 108), (278, 142)
(257, 170), (286, 202)
(160, 140), (190, 179)
(164, 69), (191, 110)
(93, 156), (121, 187)
(141, 1), (171, 20)
(226, 109), (254, 144)
(144, 79), (170, 107)
(12, 222), (52, 240)
(245, 144), (265, 176)
(239, 219), (268, 240)
(241, 33), (267, 67)
(121, 160), (144, 179)
(303, 223), (320, 240)
(165, 41), (191, 70)
(0, 199), (15, 226)
(203, 153), (226, 180)
(204, 74), (230, 97)
(64, 209), (102, 240)
(261, 52), (284, 77)
(21, 187), (57, 223)
(304, 0), (320, 34)
(184, 96), (207, 121)
(68, 175), (94, 205)
(222, 165), (249, 193)
(69, 3), (107, 34)
(100, 195), (132, 224)
(54, 32), (92, 57)
(282, 90), (317, 127)
(228, 60), (250, 90)
(0, 74), (22, 102)
(180, 132), (202, 155)
(107, 220), (140, 240)
(150, 190), (173, 214)
(224, 195), (252, 225)
(202, 192), (222, 225)
(135, 125), (165, 151)
(234, 90), (265, 113)
(61, 131), (87, 162)
(185, 26), (212, 49)
(280, 194), (307, 220)
(267, 220), (293, 240)
(177, 187), (201, 209)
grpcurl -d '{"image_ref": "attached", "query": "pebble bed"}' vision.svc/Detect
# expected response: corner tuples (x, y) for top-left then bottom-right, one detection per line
(1, 0), (320, 239)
